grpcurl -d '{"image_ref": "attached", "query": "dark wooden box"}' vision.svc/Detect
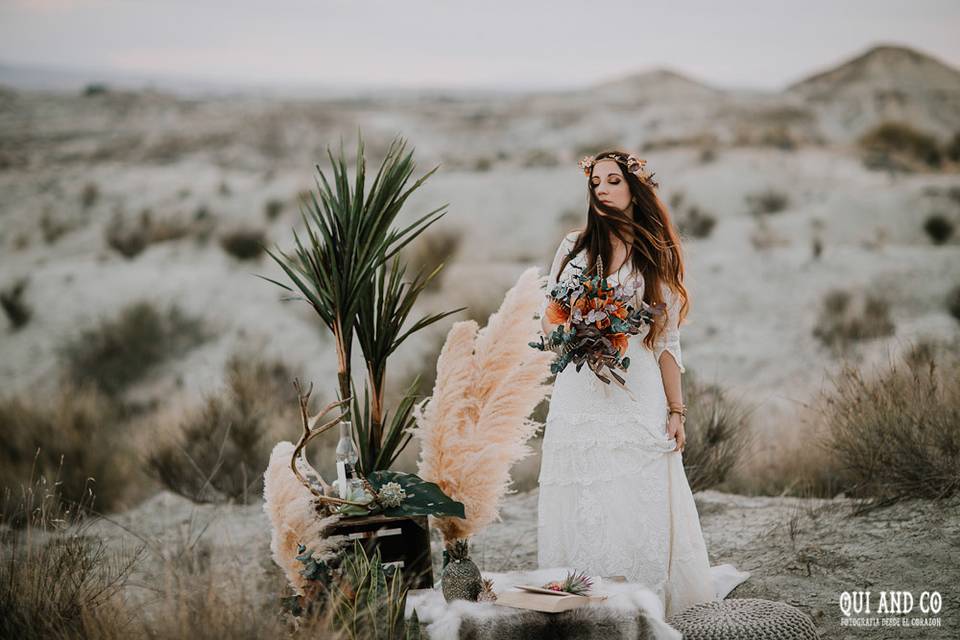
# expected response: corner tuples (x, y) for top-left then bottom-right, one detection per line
(328, 514), (435, 589)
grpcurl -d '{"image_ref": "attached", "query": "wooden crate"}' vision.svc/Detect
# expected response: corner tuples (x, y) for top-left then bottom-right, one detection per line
(328, 513), (435, 589)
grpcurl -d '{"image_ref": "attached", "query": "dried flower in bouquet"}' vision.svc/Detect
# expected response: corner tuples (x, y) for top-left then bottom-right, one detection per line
(529, 255), (663, 391)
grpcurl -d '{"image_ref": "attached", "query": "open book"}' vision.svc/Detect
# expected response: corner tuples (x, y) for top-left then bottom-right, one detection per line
(494, 585), (608, 613)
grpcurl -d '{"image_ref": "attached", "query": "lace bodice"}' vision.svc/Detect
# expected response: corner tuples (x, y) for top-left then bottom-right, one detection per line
(538, 231), (685, 374)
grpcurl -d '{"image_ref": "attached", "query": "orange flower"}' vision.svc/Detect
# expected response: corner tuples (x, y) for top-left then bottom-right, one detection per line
(545, 300), (570, 324)
(611, 302), (628, 320)
(610, 333), (629, 355)
(596, 316), (611, 330)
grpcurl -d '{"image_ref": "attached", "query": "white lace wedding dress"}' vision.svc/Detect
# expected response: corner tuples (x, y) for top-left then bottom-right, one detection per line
(536, 231), (749, 619)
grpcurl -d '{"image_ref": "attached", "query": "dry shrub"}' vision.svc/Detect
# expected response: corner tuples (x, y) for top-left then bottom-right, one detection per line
(723, 415), (844, 499)
(681, 371), (753, 492)
(0, 384), (133, 514)
(746, 189), (790, 216)
(147, 350), (302, 503)
(0, 478), (317, 640)
(812, 288), (895, 353)
(0, 477), (142, 640)
(398, 227), (462, 292)
(81, 182), (99, 209)
(923, 213), (954, 245)
(948, 284), (960, 324)
(522, 149), (560, 168)
(219, 227), (267, 260)
(58, 301), (209, 398)
(264, 198), (285, 221)
(40, 208), (75, 244)
(859, 121), (943, 170)
(106, 208), (214, 259)
(0, 276), (31, 330)
(676, 204), (717, 239)
(820, 338), (960, 510)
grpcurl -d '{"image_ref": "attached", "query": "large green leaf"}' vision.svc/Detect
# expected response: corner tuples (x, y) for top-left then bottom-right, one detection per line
(367, 470), (465, 519)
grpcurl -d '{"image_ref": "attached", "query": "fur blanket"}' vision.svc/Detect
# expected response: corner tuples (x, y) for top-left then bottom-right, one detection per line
(405, 567), (681, 640)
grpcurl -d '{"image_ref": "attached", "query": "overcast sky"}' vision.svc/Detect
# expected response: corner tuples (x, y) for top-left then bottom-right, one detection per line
(1, 0), (958, 92)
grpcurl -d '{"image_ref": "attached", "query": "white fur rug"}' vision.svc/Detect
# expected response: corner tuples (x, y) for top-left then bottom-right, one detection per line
(405, 566), (682, 640)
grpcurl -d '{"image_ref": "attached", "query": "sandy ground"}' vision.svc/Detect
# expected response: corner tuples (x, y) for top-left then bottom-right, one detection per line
(84, 487), (960, 639)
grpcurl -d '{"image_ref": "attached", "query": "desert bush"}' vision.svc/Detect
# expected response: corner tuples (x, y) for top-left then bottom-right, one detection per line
(676, 205), (717, 239)
(40, 208), (73, 244)
(758, 126), (797, 151)
(82, 83), (109, 96)
(59, 301), (209, 398)
(859, 122), (942, 170)
(0, 384), (132, 514)
(946, 131), (960, 163)
(105, 209), (148, 258)
(668, 192), (716, 239)
(0, 277), (31, 330)
(746, 189), (790, 216)
(819, 338), (960, 511)
(923, 213), (954, 244)
(81, 182), (99, 209)
(2, 477), (297, 640)
(681, 372), (754, 492)
(472, 157), (492, 172)
(220, 227), (267, 260)
(642, 134), (719, 152)
(947, 285), (960, 324)
(147, 350), (301, 503)
(398, 227), (462, 292)
(0, 478), (141, 640)
(522, 149), (560, 168)
(812, 288), (895, 352)
(106, 208), (208, 258)
(264, 198), (285, 221)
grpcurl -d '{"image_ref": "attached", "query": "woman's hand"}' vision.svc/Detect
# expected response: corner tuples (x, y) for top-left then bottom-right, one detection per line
(666, 413), (685, 452)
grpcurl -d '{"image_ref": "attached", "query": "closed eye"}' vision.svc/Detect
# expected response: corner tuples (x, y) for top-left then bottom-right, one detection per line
(591, 177), (621, 187)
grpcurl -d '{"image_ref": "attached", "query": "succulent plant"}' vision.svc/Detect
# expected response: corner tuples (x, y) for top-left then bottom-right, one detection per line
(541, 570), (593, 596)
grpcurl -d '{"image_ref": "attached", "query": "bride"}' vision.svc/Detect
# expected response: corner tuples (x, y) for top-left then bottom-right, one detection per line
(536, 150), (749, 618)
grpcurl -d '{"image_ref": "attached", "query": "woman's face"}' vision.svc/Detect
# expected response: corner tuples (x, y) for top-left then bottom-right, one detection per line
(590, 159), (632, 214)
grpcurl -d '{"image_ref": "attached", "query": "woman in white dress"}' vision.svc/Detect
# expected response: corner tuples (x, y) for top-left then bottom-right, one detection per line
(536, 150), (749, 619)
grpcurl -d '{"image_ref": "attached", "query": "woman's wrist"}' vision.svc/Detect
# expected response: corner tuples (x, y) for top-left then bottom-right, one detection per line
(668, 402), (686, 422)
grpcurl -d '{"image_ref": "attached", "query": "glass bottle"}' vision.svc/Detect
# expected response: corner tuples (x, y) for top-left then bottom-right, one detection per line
(335, 420), (361, 499)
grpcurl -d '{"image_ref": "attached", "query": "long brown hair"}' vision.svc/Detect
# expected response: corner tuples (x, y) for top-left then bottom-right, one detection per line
(556, 149), (689, 351)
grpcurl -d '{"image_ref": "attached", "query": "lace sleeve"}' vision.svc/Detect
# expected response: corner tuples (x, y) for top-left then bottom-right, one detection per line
(538, 231), (578, 320)
(653, 282), (686, 374)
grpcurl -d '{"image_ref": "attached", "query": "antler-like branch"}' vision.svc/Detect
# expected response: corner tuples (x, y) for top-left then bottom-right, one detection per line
(290, 378), (371, 512)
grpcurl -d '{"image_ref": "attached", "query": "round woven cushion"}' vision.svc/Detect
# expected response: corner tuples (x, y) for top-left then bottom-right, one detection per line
(667, 598), (819, 639)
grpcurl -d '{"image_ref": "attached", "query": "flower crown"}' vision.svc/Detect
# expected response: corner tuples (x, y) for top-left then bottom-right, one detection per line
(578, 153), (659, 190)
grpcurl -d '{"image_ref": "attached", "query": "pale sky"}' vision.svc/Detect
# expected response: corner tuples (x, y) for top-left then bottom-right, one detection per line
(1, 0), (958, 92)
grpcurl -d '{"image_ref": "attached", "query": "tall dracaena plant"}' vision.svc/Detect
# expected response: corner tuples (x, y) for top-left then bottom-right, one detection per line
(261, 132), (460, 473)
(354, 254), (465, 473)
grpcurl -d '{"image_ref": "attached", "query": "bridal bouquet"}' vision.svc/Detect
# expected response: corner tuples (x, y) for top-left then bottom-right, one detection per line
(529, 260), (663, 389)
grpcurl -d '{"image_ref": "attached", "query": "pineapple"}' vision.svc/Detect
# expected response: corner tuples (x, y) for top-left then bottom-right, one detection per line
(541, 570), (593, 595)
(440, 538), (482, 602)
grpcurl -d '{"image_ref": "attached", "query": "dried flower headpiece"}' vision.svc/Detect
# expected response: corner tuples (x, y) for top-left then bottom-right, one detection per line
(578, 153), (659, 190)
